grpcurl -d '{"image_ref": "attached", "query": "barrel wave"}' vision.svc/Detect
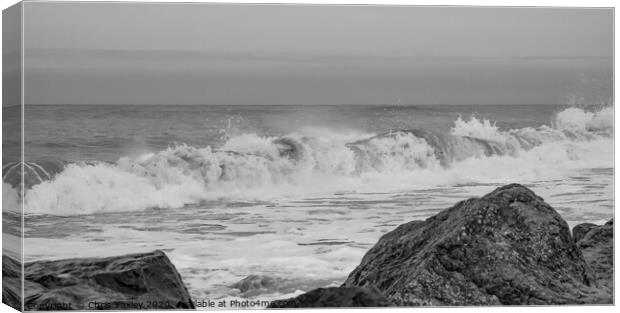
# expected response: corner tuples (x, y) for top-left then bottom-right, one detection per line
(4, 106), (612, 215)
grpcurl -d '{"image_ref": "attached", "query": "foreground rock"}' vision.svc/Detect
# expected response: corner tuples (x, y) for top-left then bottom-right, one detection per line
(2, 255), (22, 310)
(575, 219), (613, 292)
(2, 250), (194, 310)
(342, 184), (610, 305)
(268, 287), (390, 308)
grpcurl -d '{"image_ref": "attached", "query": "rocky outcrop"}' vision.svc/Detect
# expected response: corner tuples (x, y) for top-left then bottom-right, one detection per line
(2, 254), (22, 310)
(342, 184), (610, 305)
(2, 250), (194, 310)
(575, 219), (613, 293)
(267, 287), (390, 308)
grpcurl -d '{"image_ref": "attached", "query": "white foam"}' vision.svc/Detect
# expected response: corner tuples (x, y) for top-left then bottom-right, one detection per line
(451, 115), (506, 143)
(19, 106), (613, 216)
(553, 106), (613, 134)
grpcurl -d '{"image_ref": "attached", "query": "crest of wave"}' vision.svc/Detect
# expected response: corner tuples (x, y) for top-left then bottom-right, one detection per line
(450, 115), (507, 143)
(24, 144), (294, 215)
(21, 130), (443, 215)
(553, 106), (613, 133)
(450, 106), (612, 149)
(20, 106), (613, 216)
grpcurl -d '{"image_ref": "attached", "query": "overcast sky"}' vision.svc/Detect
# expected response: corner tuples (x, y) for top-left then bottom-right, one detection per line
(22, 2), (613, 105)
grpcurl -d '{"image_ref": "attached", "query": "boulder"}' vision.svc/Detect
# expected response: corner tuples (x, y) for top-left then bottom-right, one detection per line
(2, 254), (22, 310)
(573, 223), (597, 243)
(2, 250), (194, 310)
(267, 287), (390, 308)
(576, 218), (613, 292)
(343, 184), (609, 305)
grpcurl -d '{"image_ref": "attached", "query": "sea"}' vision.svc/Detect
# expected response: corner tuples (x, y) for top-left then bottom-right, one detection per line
(2, 104), (614, 306)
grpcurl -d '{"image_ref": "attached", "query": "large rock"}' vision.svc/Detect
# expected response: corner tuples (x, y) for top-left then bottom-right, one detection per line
(343, 184), (609, 305)
(2, 254), (22, 310)
(576, 218), (613, 292)
(267, 287), (390, 308)
(2, 250), (194, 310)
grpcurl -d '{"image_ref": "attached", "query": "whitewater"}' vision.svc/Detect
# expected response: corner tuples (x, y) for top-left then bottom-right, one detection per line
(4, 106), (612, 215)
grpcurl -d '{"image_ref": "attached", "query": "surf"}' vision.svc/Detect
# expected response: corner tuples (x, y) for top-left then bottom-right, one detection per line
(4, 106), (612, 216)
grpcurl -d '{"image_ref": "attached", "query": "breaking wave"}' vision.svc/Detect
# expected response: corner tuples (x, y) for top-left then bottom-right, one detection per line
(4, 106), (613, 215)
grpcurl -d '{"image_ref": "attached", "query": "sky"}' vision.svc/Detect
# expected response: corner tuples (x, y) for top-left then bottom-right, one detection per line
(21, 2), (613, 105)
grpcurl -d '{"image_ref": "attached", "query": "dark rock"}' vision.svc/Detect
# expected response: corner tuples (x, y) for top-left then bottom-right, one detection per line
(576, 219), (613, 293)
(2, 254), (22, 310)
(573, 223), (598, 243)
(232, 275), (276, 293)
(231, 275), (345, 299)
(3, 250), (194, 310)
(267, 286), (390, 308)
(343, 183), (610, 305)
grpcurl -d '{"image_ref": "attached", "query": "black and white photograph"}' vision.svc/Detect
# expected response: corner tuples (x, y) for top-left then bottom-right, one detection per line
(1, 0), (615, 310)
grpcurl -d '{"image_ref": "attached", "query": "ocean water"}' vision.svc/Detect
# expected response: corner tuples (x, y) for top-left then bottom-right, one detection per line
(2, 104), (614, 306)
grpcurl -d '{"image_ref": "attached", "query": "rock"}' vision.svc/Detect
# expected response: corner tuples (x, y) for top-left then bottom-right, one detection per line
(2, 250), (195, 310)
(576, 219), (613, 292)
(232, 275), (276, 293)
(573, 223), (598, 242)
(2, 254), (22, 310)
(231, 275), (347, 299)
(343, 183), (609, 305)
(267, 287), (390, 308)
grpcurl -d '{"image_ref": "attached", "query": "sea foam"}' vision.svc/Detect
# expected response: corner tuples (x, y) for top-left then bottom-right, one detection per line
(8, 106), (613, 216)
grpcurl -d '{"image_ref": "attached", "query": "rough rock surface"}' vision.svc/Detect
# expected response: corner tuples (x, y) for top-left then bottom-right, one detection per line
(2, 250), (194, 310)
(343, 184), (609, 305)
(2, 254), (22, 310)
(267, 287), (390, 308)
(573, 223), (598, 243)
(576, 218), (613, 293)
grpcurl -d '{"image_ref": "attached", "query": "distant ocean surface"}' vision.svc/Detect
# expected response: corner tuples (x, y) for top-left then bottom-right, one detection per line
(2, 104), (614, 305)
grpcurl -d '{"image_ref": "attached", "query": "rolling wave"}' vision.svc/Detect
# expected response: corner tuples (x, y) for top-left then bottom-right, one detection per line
(3, 106), (613, 215)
